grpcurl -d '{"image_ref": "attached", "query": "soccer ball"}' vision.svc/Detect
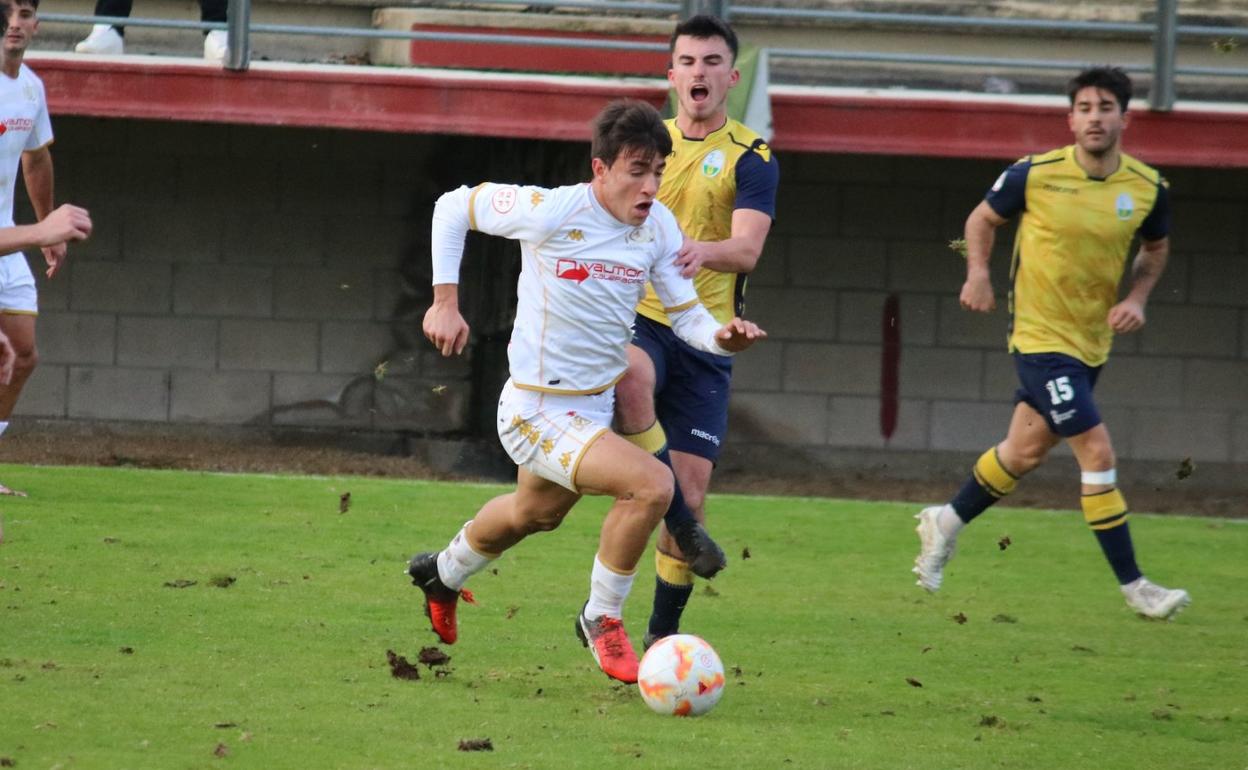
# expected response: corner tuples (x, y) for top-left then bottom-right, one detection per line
(636, 634), (725, 716)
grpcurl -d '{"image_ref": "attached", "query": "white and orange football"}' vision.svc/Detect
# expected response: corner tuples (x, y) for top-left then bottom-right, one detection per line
(637, 634), (725, 716)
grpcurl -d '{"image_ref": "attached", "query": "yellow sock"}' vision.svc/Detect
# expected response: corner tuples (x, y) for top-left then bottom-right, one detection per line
(1082, 488), (1128, 530)
(972, 447), (1019, 499)
(622, 421), (667, 455)
(655, 549), (693, 587)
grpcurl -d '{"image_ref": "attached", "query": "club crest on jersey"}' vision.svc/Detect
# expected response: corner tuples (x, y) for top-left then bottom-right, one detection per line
(701, 150), (725, 178)
(566, 229), (585, 242)
(1115, 193), (1134, 220)
(626, 226), (654, 244)
(491, 186), (518, 214)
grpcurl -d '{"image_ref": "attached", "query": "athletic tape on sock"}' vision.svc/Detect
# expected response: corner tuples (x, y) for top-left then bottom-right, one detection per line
(622, 421), (667, 455)
(1081, 468), (1117, 486)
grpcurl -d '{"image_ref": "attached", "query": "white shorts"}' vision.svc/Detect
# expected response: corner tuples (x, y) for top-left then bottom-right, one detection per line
(0, 253), (37, 315)
(496, 379), (613, 493)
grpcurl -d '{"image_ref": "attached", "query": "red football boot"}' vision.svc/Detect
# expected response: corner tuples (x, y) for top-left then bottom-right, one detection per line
(408, 552), (474, 644)
(575, 605), (640, 683)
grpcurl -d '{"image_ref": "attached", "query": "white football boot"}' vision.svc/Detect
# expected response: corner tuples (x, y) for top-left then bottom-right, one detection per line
(913, 504), (958, 592)
(75, 25), (124, 55)
(204, 30), (229, 62)
(1121, 577), (1190, 620)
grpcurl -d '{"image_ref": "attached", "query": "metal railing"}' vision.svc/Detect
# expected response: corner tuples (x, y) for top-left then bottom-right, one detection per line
(40, 0), (1248, 111)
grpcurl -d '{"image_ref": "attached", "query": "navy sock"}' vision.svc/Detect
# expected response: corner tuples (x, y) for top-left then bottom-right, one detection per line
(656, 446), (697, 531)
(648, 577), (694, 639)
(949, 474), (1000, 524)
(1093, 523), (1142, 585)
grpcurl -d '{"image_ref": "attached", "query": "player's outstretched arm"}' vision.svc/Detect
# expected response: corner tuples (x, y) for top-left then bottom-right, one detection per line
(674, 209), (772, 278)
(960, 200), (1006, 313)
(0, 204), (92, 255)
(667, 303), (765, 356)
(1109, 236), (1169, 334)
(714, 317), (766, 353)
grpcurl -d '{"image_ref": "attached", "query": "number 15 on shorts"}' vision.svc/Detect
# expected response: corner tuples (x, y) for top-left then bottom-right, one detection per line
(1045, 376), (1074, 405)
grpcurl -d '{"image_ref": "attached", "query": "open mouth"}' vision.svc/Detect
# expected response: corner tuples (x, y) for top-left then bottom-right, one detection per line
(690, 84), (710, 103)
(633, 201), (653, 217)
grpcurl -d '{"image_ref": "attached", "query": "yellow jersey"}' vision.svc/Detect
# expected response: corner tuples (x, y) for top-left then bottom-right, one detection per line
(635, 117), (779, 326)
(986, 145), (1170, 367)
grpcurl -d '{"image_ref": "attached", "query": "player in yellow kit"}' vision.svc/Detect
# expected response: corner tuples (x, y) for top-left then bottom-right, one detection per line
(614, 15), (779, 647)
(913, 67), (1189, 619)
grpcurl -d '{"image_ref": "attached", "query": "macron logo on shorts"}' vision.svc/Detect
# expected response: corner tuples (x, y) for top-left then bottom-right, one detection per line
(1050, 408), (1077, 425)
(690, 428), (721, 447)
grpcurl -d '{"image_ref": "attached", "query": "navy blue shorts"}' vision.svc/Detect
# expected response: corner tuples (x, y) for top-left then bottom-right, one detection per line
(1013, 352), (1104, 437)
(631, 314), (733, 462)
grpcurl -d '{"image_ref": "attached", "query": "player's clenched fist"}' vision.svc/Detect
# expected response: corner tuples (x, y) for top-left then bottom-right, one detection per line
(36, 203), (91, 246)
(959, 274), (996, 313)
(423, 298), (470, 357)
(714, 317), (766, 353)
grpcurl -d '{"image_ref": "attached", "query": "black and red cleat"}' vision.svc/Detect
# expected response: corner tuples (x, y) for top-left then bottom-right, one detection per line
(574, 604), (640, 683)
(408, 552), (474, 645)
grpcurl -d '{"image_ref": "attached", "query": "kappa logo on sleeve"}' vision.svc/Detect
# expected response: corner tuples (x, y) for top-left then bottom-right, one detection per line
(491, 186), (518, 214)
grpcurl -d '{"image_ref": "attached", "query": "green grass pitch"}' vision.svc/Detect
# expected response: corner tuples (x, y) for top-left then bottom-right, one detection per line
(0, 465), (1244, 769)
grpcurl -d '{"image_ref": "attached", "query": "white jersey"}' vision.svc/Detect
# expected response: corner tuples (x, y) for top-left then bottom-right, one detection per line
(431, 181), (729, 395)
(0, 64), (52, 255)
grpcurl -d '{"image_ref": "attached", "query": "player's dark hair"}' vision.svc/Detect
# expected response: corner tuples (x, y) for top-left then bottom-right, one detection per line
(590, 99), (672, 167)
(670, 14), (738, 63)
(0, 2), (8, 32)
(1067, 66), (1132, 112)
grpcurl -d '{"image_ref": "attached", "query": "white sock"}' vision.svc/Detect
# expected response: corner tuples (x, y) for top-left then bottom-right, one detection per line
(936, 504), (965, 538)
(0, 421), (9, 438)
(584, 554), (635, 620)
(435, 522), (494, 591)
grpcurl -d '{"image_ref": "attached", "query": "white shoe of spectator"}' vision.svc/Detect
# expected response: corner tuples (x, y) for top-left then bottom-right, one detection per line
(204, 30), (228, 62)
(75, 24), (124, 55)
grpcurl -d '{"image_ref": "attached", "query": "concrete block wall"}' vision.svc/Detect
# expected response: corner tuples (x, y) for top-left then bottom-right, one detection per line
(11, 118), (1248, 470)
(15, 118), (470, 431)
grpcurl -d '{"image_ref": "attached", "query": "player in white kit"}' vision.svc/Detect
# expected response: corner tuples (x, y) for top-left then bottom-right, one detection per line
(408, 100), (765, 684)
(0, 0), (84, 495)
